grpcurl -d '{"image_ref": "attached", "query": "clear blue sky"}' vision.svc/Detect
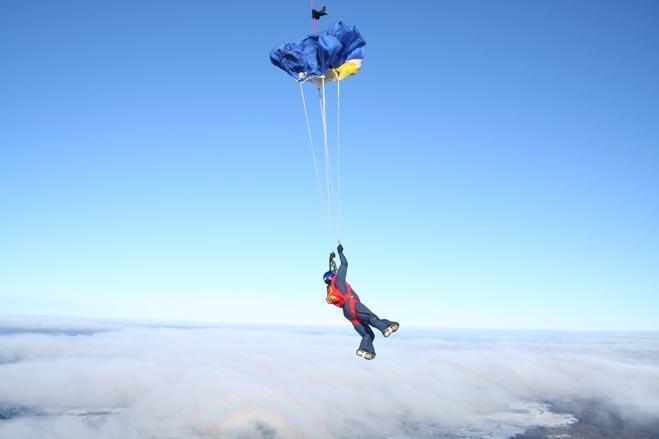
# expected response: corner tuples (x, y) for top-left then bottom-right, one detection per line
(1, 0), (658, 330)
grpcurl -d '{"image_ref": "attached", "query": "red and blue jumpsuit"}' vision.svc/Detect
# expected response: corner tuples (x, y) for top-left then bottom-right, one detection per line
(326, 249), (395, 355)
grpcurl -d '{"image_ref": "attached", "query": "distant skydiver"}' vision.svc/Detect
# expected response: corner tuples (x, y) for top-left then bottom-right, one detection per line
(311, 6), (327, 21)
(324, 244), (399, 360)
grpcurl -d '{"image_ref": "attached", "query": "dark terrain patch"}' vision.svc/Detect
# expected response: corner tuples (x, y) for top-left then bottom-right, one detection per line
(514, 399), (659, 439)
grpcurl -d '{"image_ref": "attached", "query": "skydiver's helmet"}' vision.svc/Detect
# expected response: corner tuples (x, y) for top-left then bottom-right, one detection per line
(323, 270), (335, 286)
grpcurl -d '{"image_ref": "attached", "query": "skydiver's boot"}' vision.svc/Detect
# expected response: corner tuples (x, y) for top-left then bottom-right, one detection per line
(355, 331), (376, 360)
(383, 321), (400, 337)
(356, 348), (376, 360)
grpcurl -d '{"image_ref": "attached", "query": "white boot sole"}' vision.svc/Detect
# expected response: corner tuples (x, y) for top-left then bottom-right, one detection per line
(384, 322), (399, 337)
(356, 349), (375, 360)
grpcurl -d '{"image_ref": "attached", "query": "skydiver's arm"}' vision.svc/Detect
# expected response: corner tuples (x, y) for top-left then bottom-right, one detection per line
(336, 247), (348, 288)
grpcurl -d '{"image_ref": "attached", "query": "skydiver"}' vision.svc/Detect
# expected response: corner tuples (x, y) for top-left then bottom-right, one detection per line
(324, 244), (399, 360)
(311, 6), (327, 21)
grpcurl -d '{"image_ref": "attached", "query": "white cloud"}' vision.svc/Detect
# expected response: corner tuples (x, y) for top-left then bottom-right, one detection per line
(0, 318), (658, 438)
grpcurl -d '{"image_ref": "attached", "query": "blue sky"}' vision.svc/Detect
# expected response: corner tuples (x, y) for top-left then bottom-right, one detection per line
(1, 0), (658, 330)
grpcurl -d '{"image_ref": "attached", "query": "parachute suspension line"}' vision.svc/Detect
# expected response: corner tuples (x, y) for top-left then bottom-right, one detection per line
(336, 78), (341, 239)
(299, 82), (328, 225)
(319, 77), (337, 235)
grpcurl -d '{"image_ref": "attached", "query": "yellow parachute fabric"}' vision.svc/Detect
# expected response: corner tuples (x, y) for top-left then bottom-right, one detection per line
(311, 59), (362, 87)
(333, 59), (361, 79)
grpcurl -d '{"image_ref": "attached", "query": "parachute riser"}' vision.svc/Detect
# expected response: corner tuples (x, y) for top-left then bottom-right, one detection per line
(329, 251), (337, 273)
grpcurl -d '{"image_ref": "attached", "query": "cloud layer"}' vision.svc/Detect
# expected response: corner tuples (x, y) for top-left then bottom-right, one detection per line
(1, 318), (658, 438)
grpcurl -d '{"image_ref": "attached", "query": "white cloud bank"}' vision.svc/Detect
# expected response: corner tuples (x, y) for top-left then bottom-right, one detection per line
(0, 317), (658, 438)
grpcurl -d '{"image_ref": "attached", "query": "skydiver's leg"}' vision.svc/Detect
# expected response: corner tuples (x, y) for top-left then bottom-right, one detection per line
(362, 322), (375, 341)
(354, 302), (399, 336)
(352, 321), (375, 359)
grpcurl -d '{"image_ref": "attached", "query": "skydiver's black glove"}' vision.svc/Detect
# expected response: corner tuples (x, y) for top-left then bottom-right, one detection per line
(330, 251), (336, 259)
(337, 243), (343, 253)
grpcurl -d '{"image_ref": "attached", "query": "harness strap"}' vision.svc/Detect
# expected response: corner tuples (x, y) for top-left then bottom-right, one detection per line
(346, 283), (360, 325)
(329, 277), (361, 325)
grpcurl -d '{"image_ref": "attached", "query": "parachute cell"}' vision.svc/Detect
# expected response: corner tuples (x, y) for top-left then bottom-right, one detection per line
(270, 35), (326, 80)
(325, 21), (365, 64)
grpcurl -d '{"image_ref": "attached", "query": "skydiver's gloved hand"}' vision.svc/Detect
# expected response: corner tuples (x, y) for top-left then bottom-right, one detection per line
(337, 243), (344, 253)
(330, 251), (336, 259)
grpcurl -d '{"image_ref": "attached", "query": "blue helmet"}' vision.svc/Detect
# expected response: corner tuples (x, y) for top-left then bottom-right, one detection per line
(323, 270), (335, 285)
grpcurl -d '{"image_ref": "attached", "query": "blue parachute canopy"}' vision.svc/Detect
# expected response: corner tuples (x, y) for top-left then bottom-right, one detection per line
(325, 21), (366, 63)
(270, 21), (366, 81)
